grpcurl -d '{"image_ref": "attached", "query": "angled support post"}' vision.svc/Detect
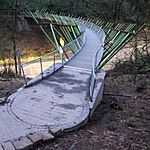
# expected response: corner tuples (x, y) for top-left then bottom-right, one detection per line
(28, 11), (57, 49)
(50, 24), (60, 48)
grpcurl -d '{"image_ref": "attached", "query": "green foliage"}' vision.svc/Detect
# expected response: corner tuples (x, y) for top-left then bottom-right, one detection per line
(86, 0), (150, 22)
(0, 0), (13, 9)
(129, 30), (150, 74)
(0, 0), (150, 22)
(112, 28), (150, 90)
(21, 0), (53, 11)
(0, 0), (86, 15)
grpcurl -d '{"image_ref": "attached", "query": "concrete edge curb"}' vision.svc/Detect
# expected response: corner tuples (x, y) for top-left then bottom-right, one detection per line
(0, 128), (62, 150)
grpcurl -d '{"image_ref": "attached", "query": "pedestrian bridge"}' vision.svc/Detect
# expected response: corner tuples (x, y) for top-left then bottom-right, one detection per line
(0, 11), (145, 149)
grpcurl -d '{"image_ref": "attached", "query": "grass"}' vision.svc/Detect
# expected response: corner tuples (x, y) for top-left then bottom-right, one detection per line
(0, 68), (16, 78)
(0, 56), (40, 65)
(0, 53), (61, 65)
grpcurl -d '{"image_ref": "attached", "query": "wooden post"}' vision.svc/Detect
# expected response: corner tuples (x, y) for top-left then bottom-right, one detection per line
(12, 0), (18, 74)
(18, 47), (21, 75)
(13, 39), (18, 74)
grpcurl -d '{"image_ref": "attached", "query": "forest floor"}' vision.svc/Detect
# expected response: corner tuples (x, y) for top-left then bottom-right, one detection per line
(35, 70), (150, 150)
(0, 69), (149, 150)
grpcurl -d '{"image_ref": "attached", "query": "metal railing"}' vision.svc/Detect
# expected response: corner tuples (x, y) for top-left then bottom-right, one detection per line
(89, 50), (98, 98)
(78, 19), (106, 100)
(21, 13), (105, 100)
(21, 50), (59, 86)
(21, 27), (86, 86)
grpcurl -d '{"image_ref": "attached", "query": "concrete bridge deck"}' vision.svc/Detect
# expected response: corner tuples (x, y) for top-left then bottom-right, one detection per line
(66, 28), (102, 69)
(0, 26), (105, 150)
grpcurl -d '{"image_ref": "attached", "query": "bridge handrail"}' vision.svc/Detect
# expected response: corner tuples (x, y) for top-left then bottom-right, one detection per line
(79, 19), (106, 100)
(21, 50), (59, 67)
(90, 23), (105, 100)
(21, 24), (86, 86)
(90, 50), (98, 98)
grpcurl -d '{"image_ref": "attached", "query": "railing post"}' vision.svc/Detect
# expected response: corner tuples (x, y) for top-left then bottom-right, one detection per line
(18, 47), (21, 75)
(40, 58), (43, 79)
(97, 28), (101, 35)
(21, 65), (28, 86)
(59, 46), (64, 65)
(91, 77), (96, 101)
(54, 52), (56, 71)
(90, 23), (93, 29)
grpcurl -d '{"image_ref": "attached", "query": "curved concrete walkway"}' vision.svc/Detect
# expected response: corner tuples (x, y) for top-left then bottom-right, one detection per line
(67, 28), (102, 69)
(0, 27), (105, 150)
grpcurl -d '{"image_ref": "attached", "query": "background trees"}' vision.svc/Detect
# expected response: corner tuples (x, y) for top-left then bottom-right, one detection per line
(0, 0), (149, 76)
(0, 0), (149, 23)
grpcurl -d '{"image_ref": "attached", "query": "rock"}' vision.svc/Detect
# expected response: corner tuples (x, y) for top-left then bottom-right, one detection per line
(40, 130), (54, 141)
(12, 137), (33, 150)
(0, 97), (6, 104)
(50, 128), (63, 137)
(2, 141), (15, 150)
(109, 97), (123, 111)
(28, 130), (55, 145)
(28, 132), (42, 144)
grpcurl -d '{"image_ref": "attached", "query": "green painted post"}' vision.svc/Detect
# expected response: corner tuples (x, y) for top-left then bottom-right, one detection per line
(50, 24), (59, 48)
(29, 11), (57, 49)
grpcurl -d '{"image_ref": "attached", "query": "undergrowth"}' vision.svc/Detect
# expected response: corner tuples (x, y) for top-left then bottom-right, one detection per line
(0, 68), (16, 78)
(111, 29), (150, 92)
